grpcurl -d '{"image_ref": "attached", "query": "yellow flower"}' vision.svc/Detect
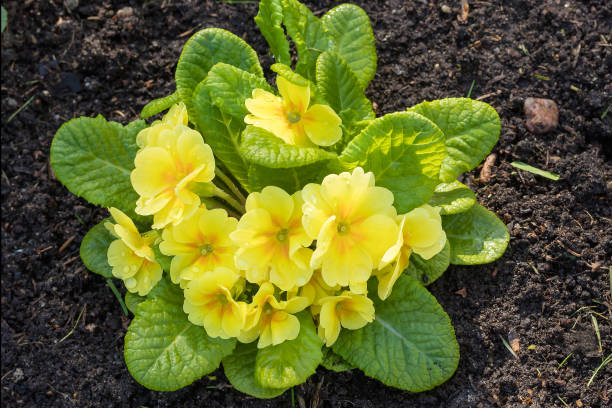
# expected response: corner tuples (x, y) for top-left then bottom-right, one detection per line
(230, 186), (314, 291)
(183, 267), (247, 339)
(244, 76), (342, 147)
(301, 167), (399, 293)
(299, 270), (340, 316)
(105, 207), (162, 296)
(130, 106), (215, 229)
(239, 282), (310, 348)
(159, 206), (238, 288)
(136, 102), (189, 148)
(317, 291), (374, 346)
(377, 204), (447, 300)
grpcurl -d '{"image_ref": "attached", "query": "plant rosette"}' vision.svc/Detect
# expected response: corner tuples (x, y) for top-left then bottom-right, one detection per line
(49, 0), (509, 397)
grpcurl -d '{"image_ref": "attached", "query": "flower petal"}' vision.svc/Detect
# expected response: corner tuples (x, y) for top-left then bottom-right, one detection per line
(302, 104), (342, 146)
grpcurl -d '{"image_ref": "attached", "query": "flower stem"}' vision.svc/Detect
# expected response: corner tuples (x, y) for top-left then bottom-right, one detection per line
(215, 167), (246, 204)
(214, 186), (245, 214)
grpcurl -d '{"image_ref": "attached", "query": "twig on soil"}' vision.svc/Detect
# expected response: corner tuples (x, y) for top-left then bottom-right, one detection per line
(58, 235), (76, 254)
(57, 304), (85, 343)
(479, 153), (496, 183)
(475, 90), (501, 101)
(106, 279), (129, 316)
(587, 353), (611, 387)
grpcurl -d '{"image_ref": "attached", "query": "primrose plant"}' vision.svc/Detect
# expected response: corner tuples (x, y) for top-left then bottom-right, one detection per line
(50, 0), (509, 397)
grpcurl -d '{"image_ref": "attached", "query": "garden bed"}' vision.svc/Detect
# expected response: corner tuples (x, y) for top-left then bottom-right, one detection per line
(1, 0), (610, 406)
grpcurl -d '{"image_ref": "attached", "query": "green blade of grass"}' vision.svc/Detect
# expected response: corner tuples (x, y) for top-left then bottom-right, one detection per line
(57, 304), (85, 343)
(466, 80), (475, 98)
(510, 161), (560, 181)
(557, 352), (573, 369)
(7, 95), (35, 123)
(499, 335), (519, 359)
(587, 353), (612, 387)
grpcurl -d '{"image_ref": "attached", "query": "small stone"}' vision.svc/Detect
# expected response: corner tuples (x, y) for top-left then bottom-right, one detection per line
(13, 368), (24, 382)
(524, 97), (559, 134)
(6, 97), (17, 109)
(116, 7), (134, 19)
(441, 5), (452, 14)
(64, 0), (79, 11)
(455, 288), (467, 298)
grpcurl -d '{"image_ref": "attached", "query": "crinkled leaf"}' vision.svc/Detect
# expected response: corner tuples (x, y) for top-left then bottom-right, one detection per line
(192, 82), (250, 190)
(322, 4), (376, 90)
(429, 181), (476, 215)
(316, 51), (374, 144)
(333, 276), (459, 392)
(443, 203), (509, 265)
(255, 311), (323, 388)
(125, 278), (235, 391)
(175, 28), (262, 118)
(223, 342), (288, 399)
(404, 241), (451, 286)
(50, 115), (147, 222)
(410, 98), (500, 182)
(205, 63), (272, 120)
(321, 347), (354, 373)
(339, 112), (446, 213)
(241, 126), (336, 168)
(80, 218), (114, 278)
(281, 0), (329, 81)
(255, 0), (291, 65)
(2, 6), (8, 33)
(140, 91), (180, 119)
(248, 162), (325, 194)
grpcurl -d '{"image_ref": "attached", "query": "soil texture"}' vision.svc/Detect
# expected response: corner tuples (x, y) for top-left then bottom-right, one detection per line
(1, 0), (611, 407)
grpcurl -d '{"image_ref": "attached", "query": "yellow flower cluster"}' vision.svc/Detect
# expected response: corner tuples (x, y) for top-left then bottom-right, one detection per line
(107, 102), (447, 349)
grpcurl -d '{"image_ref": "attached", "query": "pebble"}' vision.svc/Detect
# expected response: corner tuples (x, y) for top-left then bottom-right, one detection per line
(524, 97), (559, 134)
(63, 0), (79, 11)
(441, 5), (452, 14)
(116, 7), (135, 19)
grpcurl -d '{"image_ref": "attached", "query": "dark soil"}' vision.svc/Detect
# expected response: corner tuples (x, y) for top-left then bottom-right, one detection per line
(2, 0), (611, 407)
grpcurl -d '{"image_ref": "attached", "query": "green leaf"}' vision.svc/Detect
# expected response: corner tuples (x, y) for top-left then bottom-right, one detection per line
(510, 161), (560, 181)
(321, 347), (354, 373)
(255, 311), (323, 388)
(404, 241), (451, 286)
(125, 291), (146, 315)
(140, 91), (180, 119)
(339, 112), (446, 213)
(80, 218), (114, 278)
(248, 162), (324, 194)
(429, 181), (476, 215)
(442, 203), (509, 265)
(255, 0), (291, 66)
(241, 126), (336, 168)
(281, 0), (329, 81)
(50, 116), (147, 222)
(316, 51), (374, 143)
(125, 278), (235, 391)
(175, 28), (262, 118)
(192, 82), (250, 190)
(333, 276), (460, 392)
(152, 245), (171, 273)
(223, 342), (288, 399)
(410, 98), (501, 182)
(322, 4), (377, 90)
(205, 63), (272, 120)
(1, 6), (7, 33)
(270, 63), (311, 87)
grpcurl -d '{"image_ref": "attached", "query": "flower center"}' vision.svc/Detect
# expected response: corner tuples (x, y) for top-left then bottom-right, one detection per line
(263, 302), (274, 315)
(287, 112), (301, 124)
(216, 293), (229, 305)
(201, 243), (214, 256)
(337, 222), (350, 235)
(275, 228), (289, 243)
